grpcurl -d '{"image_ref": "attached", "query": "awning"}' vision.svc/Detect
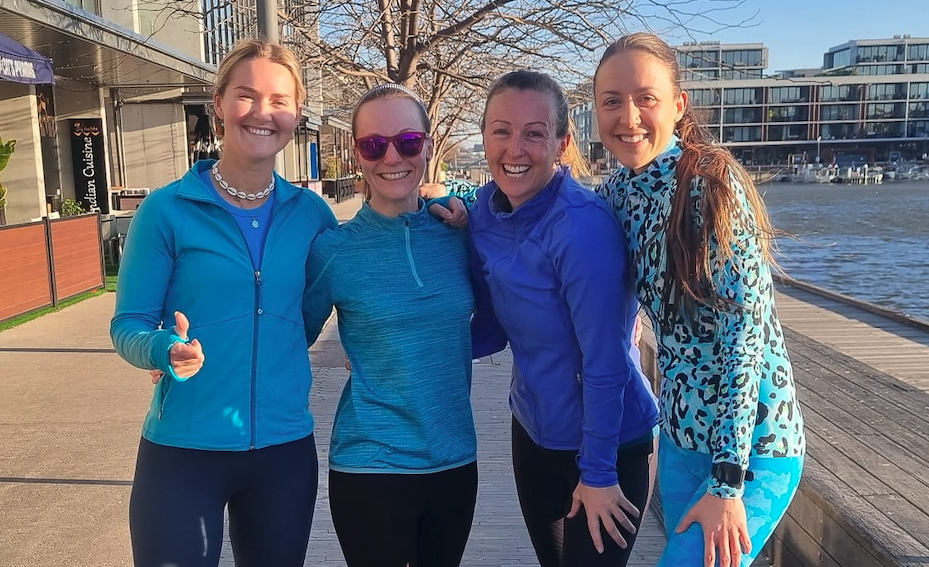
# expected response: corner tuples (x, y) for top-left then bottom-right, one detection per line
(0, 31), (54, 85)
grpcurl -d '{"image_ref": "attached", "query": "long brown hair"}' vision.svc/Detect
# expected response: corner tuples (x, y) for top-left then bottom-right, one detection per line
(595, 32), (779, 322)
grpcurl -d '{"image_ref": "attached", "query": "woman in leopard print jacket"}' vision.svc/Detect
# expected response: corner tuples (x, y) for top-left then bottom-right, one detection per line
(593, 33), (806, 567)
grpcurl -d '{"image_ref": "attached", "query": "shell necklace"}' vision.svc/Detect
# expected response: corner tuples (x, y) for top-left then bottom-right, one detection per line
(211, 162), (275, 202)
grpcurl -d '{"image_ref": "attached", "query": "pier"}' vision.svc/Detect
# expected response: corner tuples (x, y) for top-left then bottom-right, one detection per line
(1, 195), (928, 566)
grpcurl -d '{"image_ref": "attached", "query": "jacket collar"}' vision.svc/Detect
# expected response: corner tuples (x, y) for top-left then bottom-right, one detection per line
(613, 136), (681, 194)
(353, 197), (430, 229)
(177, 159), (303, 206)
(487, 166), (569, 225)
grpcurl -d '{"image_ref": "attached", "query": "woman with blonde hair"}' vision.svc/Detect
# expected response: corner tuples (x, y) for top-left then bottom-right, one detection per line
(111, 39), (336, 566)
(594, 32), (806, 567)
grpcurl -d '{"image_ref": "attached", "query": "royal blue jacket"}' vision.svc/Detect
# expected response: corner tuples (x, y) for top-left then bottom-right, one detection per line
(469, 168), (659, 487)
(111, 160), (337, 451)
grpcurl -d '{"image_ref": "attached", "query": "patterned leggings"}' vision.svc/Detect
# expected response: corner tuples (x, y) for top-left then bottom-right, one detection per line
(656, 432), (804, 567)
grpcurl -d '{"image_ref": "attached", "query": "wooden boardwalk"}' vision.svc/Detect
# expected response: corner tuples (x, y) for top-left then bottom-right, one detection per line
(774, 280), (929, 392)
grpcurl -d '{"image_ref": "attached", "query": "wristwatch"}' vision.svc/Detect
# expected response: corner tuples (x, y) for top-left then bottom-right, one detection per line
(711, 463), (753, 489)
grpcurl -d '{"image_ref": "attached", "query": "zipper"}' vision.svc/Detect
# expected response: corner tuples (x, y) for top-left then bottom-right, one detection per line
(404, 220), (424, 287)
(250, 269), (261, 449)
(157, 377), (171, 419)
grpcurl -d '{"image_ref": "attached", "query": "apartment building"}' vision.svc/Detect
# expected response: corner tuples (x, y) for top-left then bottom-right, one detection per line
(573, 36), (929, 173)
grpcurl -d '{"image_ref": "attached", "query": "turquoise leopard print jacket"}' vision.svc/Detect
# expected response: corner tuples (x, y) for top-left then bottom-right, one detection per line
(595, 138), (805, 498)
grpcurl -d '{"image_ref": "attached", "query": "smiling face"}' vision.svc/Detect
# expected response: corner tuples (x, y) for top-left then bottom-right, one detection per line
(213, 57), (299, 166)
(482, 88), (567, 209)
(594, 49), (687, 174)
(353, 97), (433, 216)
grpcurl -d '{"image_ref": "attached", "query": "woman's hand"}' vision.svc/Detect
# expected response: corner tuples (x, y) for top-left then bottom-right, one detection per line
(676, 493), (751, 567)
(427, 197), (469, 228)
(567, 481), (639, 553)
(168, 311), (205, 380)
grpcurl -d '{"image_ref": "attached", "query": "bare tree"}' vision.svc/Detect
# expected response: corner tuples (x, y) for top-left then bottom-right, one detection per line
(137, 0), (756, 181)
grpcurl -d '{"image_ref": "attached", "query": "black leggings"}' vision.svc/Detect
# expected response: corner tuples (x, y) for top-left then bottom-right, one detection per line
(129, 435), (318, 567)
(512, 418), (653, 567)
(329, 461), (478, 567)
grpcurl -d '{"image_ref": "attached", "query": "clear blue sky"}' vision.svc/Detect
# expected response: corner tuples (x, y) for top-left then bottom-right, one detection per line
(657, 0), (928, 72)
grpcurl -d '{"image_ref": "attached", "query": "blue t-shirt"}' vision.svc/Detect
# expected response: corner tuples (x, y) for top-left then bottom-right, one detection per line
(199, 167), (274, 268)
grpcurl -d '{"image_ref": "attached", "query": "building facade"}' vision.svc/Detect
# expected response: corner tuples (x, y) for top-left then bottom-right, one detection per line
(0, 0), (323, 226)
(571, 36), (929, 173)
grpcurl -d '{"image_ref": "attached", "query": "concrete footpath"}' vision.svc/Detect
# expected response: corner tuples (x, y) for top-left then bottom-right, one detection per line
(0, 195), (664, 566)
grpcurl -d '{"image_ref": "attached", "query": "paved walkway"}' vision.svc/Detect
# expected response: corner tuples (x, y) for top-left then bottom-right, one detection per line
(0, 193), (665, 567)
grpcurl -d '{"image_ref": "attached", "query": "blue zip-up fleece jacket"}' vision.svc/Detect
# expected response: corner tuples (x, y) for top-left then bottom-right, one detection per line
(304, 201), (482, 473)
(111, 160), (337, 451)
(469, 167), (659, 487)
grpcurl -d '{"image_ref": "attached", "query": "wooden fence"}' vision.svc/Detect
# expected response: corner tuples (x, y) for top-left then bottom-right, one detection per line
(0, 213), (104, 322)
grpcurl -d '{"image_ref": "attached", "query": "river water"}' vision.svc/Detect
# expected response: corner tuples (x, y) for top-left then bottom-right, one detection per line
(760, 179), (929, 321)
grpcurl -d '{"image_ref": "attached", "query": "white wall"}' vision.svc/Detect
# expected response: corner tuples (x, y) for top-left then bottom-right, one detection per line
(0, 82), (46, 224)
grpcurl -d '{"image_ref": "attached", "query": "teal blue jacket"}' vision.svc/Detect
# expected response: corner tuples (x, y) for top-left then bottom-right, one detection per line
(111, 160), (337, 450)
(304, 201), (480, 473)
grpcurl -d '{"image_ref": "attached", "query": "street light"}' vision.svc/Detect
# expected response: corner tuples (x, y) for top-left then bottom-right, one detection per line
(816, 135), (822, 164)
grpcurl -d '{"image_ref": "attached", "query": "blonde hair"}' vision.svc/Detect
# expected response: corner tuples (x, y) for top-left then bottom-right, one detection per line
(213, 39), (305, 136)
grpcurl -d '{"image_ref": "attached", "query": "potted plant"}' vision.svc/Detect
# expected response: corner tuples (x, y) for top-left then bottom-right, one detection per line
(0, 136), (15, 226)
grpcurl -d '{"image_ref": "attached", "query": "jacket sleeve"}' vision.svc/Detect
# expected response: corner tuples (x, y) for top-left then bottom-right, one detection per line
(706, 175), (768, 499)
(551, 203), (635, 488)
(109, 194), (186, 375)
(303, 237), (337, 347)
(468, 231), (508, 358)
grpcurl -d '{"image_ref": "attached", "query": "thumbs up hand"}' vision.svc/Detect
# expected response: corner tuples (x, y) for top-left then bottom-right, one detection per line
(168, 311), (205, 379)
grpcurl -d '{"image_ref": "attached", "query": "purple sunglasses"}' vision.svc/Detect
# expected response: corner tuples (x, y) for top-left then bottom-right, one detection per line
(355, 131), (428, 161)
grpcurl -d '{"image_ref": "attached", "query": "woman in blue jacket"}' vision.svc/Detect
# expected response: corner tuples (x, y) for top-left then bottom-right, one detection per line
(110, 40), (336, 567)
(302, 84), (503, 567)
(593, 33), (805, 567)
(468, 70), (660, 567)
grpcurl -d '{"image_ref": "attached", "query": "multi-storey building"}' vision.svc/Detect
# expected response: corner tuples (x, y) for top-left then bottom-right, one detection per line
(683, 36), (929, 165)
(573, 36), (929, 174)
(0, 0), (323, 225)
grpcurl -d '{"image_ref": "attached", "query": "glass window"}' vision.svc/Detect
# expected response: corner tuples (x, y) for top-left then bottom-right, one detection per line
(830, 48), (851, 69)
(911, 63), (929, 74)
(769, 86), (810, 104)
(907, 44), (929, 61)
(857, 64), (903, 75)
(866, 83), (906, 101)
(865, 102), (905, 119)
(820, 85), (860, 102)
(821, 104), (859, 121)
(722, 126), (762, 143)
(863, 121), (904, 137)
(908, 120), (929, 137)
(721, 49), (763, 67)
(910, 102), (929, 118)
(688, 89), (721, 106)
(768, 106), (809, 122)
(768, 124), (808, 141)
(821, 122), (856, 140)
(723, 107), (763, 124)
(723, 88), (762, 105)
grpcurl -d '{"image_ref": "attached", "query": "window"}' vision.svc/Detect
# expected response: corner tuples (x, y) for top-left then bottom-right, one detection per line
(910, 102), (929, 118)
(768, 106), (809, 122)
(821, 123), (856, 140)
(908, 44), (929, 62)
(866, 83), (906, 101)
(724, 107), (762, 124)
(907, 120), (929, 137)
(682, 69), (719, 80)
(863, 121), (904, 137)
(64, 0), (98, 12)
(723, 88), (762, 105)
(679, 50), (719, 69)
(687, 89), (721, 107)
(722, 126), (762, 143)
(721, 69), (763, 80)
(769, 86), (810, 104)
(911, 83), (929, 99)
(911, 64), (929, 74)
(865, 103), (904, 119)
(857, 45), (904, 63)
(829, 48), (851, 69)
(820, 85), (860, 102)
(821, 104), (859, 121)
(768, 125), (808, 141)
(857, 64), (903, 75)
(721, 49), (763, 67)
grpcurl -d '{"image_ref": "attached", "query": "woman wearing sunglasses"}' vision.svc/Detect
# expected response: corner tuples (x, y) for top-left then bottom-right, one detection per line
(466, 70), (659, 567)
(303, 83), (505, 567)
